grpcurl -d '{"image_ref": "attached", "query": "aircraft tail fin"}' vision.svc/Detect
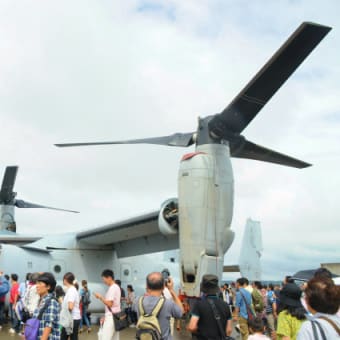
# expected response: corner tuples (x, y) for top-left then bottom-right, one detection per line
(238, 218), (263, 281)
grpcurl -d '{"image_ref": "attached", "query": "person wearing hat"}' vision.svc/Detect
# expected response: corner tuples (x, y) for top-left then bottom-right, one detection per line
(187, 274), (232, 339)
(276, 283), (306, 340)
(32, 272), (60, 340)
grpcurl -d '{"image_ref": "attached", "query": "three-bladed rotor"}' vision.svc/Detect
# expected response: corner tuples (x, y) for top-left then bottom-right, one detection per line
(55, 22), (332, 169)
(0, 166), (79, 213)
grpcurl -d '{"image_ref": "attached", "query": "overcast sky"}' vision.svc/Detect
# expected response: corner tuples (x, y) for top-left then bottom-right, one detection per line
(1, 0), (340, 280)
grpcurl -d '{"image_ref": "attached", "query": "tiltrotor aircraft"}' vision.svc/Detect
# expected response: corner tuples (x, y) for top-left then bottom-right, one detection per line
(55, 22), (331, 296)
(0, 166), (78, 233)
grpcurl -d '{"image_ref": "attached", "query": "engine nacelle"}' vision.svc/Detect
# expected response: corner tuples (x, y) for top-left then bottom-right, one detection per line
(158, 198), (179, 235)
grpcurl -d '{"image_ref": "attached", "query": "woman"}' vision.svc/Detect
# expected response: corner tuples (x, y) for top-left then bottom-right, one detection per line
(297, 278), (340, 339)
(61, 272), (81, 340)
(55, 285), (65, 305)
(125, 284), (137, 326)
(276, 283), (306, 340)
(32, 272), (60, 340)
(79, 279), (91, 333)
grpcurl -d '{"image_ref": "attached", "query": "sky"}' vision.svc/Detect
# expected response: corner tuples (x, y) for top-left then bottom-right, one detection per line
(0, 0), (340, 280)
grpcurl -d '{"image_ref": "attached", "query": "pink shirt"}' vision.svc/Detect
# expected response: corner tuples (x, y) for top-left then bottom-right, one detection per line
(105, 283), (121, 316)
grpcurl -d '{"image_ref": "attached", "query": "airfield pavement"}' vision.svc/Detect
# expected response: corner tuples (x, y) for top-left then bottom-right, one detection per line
(0, 324), (191, 339)
(0, 322), (241, 339)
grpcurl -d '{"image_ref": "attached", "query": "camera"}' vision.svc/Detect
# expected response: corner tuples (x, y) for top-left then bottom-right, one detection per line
(161, 268), (170, 284)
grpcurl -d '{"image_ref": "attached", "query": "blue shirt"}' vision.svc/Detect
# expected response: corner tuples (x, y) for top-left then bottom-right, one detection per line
(236, 288), (252, 319)
(0, 276), (9, 297)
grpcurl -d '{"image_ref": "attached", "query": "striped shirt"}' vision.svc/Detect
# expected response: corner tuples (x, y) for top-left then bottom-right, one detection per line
(266, 291), (276, 314)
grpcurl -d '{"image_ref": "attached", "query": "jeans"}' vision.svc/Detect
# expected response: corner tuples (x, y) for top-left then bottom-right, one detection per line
(80, 305), (91, 329)
(125, 307), (137, 324)
(9, 303), (20, 332)
(0, 301), (5, 326)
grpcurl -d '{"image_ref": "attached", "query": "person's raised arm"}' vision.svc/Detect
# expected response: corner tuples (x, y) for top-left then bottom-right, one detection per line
(166, 278), (184, 314)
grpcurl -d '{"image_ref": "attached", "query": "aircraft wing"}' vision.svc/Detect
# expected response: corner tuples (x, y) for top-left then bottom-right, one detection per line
(0, 231), (42, 246)
(76, 211), (179, 258)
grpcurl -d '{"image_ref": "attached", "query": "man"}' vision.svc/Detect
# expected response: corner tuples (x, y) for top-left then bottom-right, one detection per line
(188, 275), (232, 339)
(252, 281), (264, 317)
(234, 277), (253, 340)
(283, 276), (294, 285)
(133, 272), (183, 340)
(0, 272), (9, 330)
(94, 269), (121, 340)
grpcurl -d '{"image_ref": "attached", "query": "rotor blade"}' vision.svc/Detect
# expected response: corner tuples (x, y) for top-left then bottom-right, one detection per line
(55, 132), (195, 148)
(209, 22), (331, 137)
(0, 166), (19, 203)
(15, 199), (79, 213)
(231, 140), (311, 169)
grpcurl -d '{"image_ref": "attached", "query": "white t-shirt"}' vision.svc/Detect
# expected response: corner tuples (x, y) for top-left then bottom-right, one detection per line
(105, 283), (121, 316)
(64, 286), (81, 320)
(163, 287), (172, 300)
(24, 284), (40, 315)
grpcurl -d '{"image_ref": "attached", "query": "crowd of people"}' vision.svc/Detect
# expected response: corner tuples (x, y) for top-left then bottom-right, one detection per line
(210, 268), (340, 340)
(0, 267), (338, 340)
(0, 270), (120, 340)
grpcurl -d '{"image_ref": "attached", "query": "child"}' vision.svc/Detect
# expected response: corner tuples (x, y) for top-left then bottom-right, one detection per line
(248, 317), (270, 339)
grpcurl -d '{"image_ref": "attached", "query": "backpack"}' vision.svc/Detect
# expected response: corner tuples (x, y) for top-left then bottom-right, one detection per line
(82, 290), (91, 305)
(136, 296), (165, 340)
(24, 298), (52, 340)
(252, 289), (264, 313)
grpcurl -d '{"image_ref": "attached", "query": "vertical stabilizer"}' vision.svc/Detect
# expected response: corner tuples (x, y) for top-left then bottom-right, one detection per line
(238, 218), (263, 281)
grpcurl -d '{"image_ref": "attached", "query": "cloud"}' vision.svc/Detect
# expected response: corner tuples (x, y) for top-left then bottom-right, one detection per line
(0, 0), (340, 280)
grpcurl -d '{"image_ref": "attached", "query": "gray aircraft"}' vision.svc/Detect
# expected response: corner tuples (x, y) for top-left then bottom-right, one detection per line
(0, 213), (258, 312)
(55, 22), (331, 296)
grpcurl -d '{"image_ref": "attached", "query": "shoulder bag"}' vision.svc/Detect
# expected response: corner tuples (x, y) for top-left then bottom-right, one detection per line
(207, 299), (235, 340)
(239, 291), (255, 321)
(112, 310), (129, 331)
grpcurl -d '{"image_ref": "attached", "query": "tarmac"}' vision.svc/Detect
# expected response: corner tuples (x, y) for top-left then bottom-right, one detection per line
(0, 324), (190, 339)
(0, 322), (240, 339)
